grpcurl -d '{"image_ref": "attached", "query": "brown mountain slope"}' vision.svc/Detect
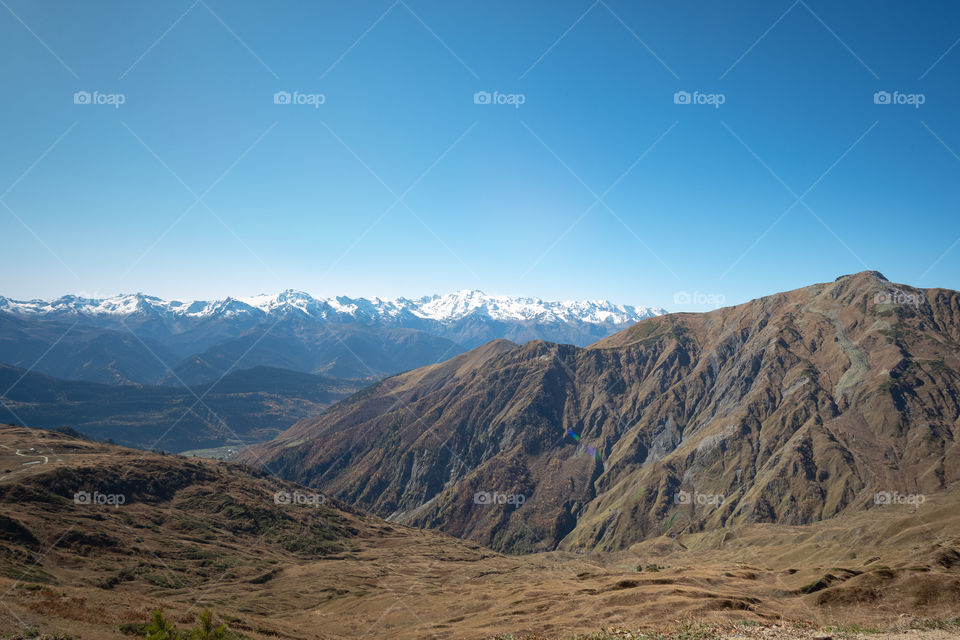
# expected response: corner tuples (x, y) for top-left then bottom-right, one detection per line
(3, 425), (959, 640)
(242, 272), (960, 554)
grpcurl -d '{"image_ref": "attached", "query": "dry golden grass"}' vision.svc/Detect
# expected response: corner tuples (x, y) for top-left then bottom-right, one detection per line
(0, 425), (957, 640)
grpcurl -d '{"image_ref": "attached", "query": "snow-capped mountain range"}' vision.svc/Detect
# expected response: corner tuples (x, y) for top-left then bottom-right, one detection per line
(0, 290), (664, 326)
(0, 290), (664, 386)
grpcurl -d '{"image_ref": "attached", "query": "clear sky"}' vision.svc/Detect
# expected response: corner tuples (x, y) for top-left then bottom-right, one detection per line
(2, 0), (959, 311)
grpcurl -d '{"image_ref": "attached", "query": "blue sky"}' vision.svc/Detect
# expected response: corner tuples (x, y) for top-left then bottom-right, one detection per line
(1, 0), (959, 310)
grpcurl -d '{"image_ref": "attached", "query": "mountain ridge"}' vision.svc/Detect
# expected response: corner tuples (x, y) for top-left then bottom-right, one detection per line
(242, 271), (960, 553)
(0, 291), (664, 385)
(0, 289), (665, 325)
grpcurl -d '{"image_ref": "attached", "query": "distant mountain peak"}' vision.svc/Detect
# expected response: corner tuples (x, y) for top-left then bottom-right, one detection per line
(0, 291), (665, 327)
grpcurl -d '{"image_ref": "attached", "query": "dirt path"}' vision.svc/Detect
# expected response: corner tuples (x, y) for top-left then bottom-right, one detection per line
(0, 443), (56, 480)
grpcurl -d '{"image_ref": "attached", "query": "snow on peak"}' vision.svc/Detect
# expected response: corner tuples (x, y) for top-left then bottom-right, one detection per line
(405, 291), (660, 324)
(0, 291), (665, 326)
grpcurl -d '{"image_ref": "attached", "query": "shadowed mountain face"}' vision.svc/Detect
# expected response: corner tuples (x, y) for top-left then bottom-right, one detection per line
(0, 314), (464, 385)
(244, 272), (960, 553)
(0, 314), (180, 385)
(0, 364), (365, 451)
(169, 320), (465, 384)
